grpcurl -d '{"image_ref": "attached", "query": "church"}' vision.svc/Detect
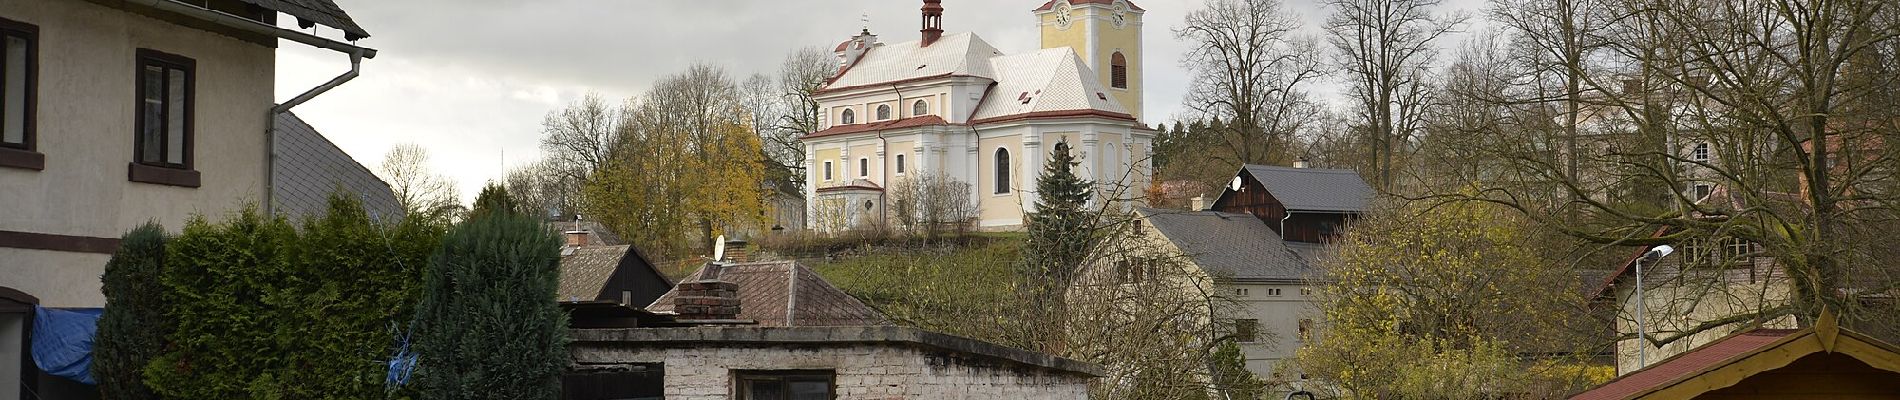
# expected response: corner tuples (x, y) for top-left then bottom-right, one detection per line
(802, 0), (1155, 232)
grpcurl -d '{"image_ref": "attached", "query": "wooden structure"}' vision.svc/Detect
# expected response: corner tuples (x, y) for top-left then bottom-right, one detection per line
(1570, 310), (1900, 399)
(1208, 165), (1372, 243)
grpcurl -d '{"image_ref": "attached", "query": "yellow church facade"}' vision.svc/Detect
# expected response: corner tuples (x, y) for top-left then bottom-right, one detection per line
(801, 0), (1155, 232)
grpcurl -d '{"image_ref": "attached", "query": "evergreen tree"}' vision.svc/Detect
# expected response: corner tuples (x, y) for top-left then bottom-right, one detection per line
(1020, 140), (1096, 350)
(96, 223), (168, 400)
(469, 183), (524, 219)
(412, 204), (568, 399)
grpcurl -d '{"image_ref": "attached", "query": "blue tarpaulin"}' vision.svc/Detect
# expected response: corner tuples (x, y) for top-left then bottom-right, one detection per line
(31, 306), (101, 385)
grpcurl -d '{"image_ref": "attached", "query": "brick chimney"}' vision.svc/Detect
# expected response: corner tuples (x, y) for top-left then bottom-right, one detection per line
(563, 230), (588, 247)
(723, 239), (750, 263)
(673, 265), (741, 320)
(921, 0), (944, 47)
(1190, 195), (1207, 211)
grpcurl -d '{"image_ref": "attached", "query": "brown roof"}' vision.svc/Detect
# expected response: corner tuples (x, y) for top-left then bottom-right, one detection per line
(558, 245), (630, 301)
(1572, 329), (1798, 400)
(1035, 0), (1145, 11)
(801, 115), (951, 140)
(236, 0), (371, 39)
(647, 261), (889, 327)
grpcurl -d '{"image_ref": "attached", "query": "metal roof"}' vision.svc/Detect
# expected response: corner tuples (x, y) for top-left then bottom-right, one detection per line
(1138, 207), (1314, 282)
(824, 32), (998, 91)
(1241, 165), (1374, 212)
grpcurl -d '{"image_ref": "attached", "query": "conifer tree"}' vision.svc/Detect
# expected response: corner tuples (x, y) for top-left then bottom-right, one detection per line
(96, 223), (168, 400)
(412, 186), (568, 400)
(1020, 140), (1096, 349)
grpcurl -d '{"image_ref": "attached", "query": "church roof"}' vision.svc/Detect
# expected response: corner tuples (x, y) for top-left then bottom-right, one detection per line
(823, 32), (1000, 93)
(971, 48), (1130, 121)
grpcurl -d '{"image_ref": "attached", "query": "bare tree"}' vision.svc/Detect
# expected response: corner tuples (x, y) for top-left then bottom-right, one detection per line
(1325, 0), (1467, 190)
(503, 160), (577, 220)
(539, 93), (622, 185)
(888, 173), (979, 238)
(377, 143), (461, 220)
(1175, 0), (1326, 174)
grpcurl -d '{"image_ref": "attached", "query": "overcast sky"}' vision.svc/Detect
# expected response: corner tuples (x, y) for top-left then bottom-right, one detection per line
(275, 0), (1481, 203)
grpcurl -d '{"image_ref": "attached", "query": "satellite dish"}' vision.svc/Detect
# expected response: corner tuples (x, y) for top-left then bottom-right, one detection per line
(712, 235), (727, 262)
(1230, 176), (1243, 191)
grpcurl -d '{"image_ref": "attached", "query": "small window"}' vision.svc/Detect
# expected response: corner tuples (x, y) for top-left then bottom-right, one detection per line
(840, 108), (855, 125)
(1114, 258), (1146, 284)
(876, 104), (891, 120)
(1234, 319), (1259, 342)
(1131, 219), (1143, 236)
(1300, 287), (1312, 296)
(1110, 52), (1128, 89)
(857, 157), (868, 177)
(136, 49), (194, 169)
(994, 148), (1011, 194)
(822, 161), (833, 181)
(912, 99), (929, 116)
(1267, 288), (1283, 296)
(895, 154), (906, 174)
(735, 370), (834, 400)
(1234, 288), (1248, 297)
(1, 17), (37, 154)
(1691, 142), (1710, 161)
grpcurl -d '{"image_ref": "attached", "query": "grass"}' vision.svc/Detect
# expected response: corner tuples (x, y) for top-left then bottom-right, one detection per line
(801, 235), (1027, 343)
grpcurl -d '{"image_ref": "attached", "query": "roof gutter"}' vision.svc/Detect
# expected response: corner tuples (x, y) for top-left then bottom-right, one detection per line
(136, 0), (379, 215)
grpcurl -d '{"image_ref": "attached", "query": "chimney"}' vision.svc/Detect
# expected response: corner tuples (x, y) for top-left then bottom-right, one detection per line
(673, 265), (741, 320)
(723, 239), (750, 263)
(564, 230), (589, 247)
(1293, 157), (1310, 169)
(1190, 195), (1207, 211)
(920, 0), (944, 47)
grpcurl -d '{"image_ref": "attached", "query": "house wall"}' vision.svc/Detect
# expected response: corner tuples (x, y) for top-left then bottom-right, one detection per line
(1612, 256), (1794, 375)
(573, 344), (1091, 400)
(1223, 282), (1318, 382)
(0, 0), (274, 307)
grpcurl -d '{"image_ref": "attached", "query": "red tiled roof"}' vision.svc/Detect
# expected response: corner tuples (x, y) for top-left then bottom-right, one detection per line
(1035, 0), (1144, 11)
(647, 261), (889, 327)
(801, 115), (952, 140)
(1570, 328), (1799, 400)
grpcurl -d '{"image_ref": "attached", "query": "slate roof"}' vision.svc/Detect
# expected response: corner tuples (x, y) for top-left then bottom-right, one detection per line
(559, 245), (629, 301)
(647, 261), (890, 327)
(237, 0), (370, 40)
(1241, 165), (1374, 212)
(1138, 207), (1314, 282)
(270, 111), (402, 221)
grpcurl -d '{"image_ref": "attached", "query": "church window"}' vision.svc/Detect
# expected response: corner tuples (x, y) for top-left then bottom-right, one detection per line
(1110, 52), (1128, 89)
(840, 108), (855, 125)
(895, 154), (906, 174)
(858, 157), (869, 178)
(822, 161), (833, 181)
(912, 100), (929, 117)
(876, 104), (891, 120)
(994, 148), (1011, 194)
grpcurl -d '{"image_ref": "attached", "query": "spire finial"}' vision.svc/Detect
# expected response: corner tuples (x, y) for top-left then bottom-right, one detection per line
(861, 11), (870, 33)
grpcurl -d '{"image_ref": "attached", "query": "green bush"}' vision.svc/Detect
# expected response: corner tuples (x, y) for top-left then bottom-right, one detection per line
(411, 200), (567, 400)
(96, 223), (169, 400)
(143, 195), (442, 399)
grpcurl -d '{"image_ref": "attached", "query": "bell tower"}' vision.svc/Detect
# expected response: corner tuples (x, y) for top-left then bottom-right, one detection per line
(921, 0), (944, 46)
(1035, 0), (1144, 120)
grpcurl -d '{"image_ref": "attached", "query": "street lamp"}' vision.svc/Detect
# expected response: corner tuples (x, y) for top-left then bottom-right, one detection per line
(1637, 244), (1674, 368)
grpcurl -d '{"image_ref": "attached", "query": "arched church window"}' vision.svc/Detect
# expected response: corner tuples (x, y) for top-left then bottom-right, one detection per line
(995, 148), (1011, 194)
(841, 108), (856, 124)
(1110, 52), (1128, 89)
(876, 104), (892, 120)
(913, 100), (929, 117)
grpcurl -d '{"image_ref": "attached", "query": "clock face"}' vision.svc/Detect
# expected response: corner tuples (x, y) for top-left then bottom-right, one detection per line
(1112, 3), (1129, 27)
(1055, 4), (1074, 29)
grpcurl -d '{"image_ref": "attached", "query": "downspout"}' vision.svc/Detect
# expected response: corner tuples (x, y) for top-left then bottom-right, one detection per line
(881, 83), (907, 227)
(1280, 210), (1294, 240)
(134, 0), (380, 215)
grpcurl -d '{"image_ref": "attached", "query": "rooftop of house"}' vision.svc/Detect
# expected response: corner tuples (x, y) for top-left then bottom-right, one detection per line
(239, 0), (371, 39)
(646, 261), (889, 327)
(1137, 207), (1314, 282)
(1569, 311), (1900, 399)
(570, 325), (1104, 377)
(558, 244), (673, 306)
(1240, 164), (1375, 213)
(269, 111), (402, 221)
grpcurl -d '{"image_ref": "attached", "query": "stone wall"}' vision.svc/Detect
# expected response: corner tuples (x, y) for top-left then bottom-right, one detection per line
(576, 344), (1089, 399)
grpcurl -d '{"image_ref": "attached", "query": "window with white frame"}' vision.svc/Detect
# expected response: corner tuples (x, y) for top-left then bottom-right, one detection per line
(912, 99), (928, 117)
(1692, 142), (1710, 161)
(857, 157), (868, 178)
(876, 104), (891, 120)
(895, 154), (906, 174)
(1692, 183), (1713, 201)
(840, 108), (855, 125)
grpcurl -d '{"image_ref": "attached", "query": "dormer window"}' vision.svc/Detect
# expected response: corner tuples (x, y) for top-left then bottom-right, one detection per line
(912, 100), (929, 117)
(876, 104), (891, 120)
(840, 108), (856, 125)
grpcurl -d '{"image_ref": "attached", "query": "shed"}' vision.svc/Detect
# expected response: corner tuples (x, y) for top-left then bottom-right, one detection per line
(1570, 310), (1900, 399)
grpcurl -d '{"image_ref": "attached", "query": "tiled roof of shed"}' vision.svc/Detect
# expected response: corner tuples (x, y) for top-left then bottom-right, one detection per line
(237, 0), (370, 39)
(270, 111), (402, 221)
(1138, 207), (1313, 282)
(647, 261), (889, 327)
(558, 245), (629, 301)
(1570, 329), (1797, 400)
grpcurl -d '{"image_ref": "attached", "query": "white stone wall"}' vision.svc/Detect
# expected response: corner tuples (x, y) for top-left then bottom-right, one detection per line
(575, 344), (1091, 400)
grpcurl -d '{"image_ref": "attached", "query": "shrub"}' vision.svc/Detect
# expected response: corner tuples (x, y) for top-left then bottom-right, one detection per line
(96, 223), (168, 400)
(411, 202), (567, 399)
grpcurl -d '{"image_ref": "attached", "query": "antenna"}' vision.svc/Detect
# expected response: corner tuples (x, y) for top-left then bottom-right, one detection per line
(861, 11), (871, 32)
(712, 235), (728, 262)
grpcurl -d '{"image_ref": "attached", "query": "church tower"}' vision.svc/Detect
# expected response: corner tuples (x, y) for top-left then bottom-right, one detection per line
(1035, 0), (1144, 121)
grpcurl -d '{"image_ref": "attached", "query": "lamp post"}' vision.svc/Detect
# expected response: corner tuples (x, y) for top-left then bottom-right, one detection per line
(1637, 245), (1674, 368)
